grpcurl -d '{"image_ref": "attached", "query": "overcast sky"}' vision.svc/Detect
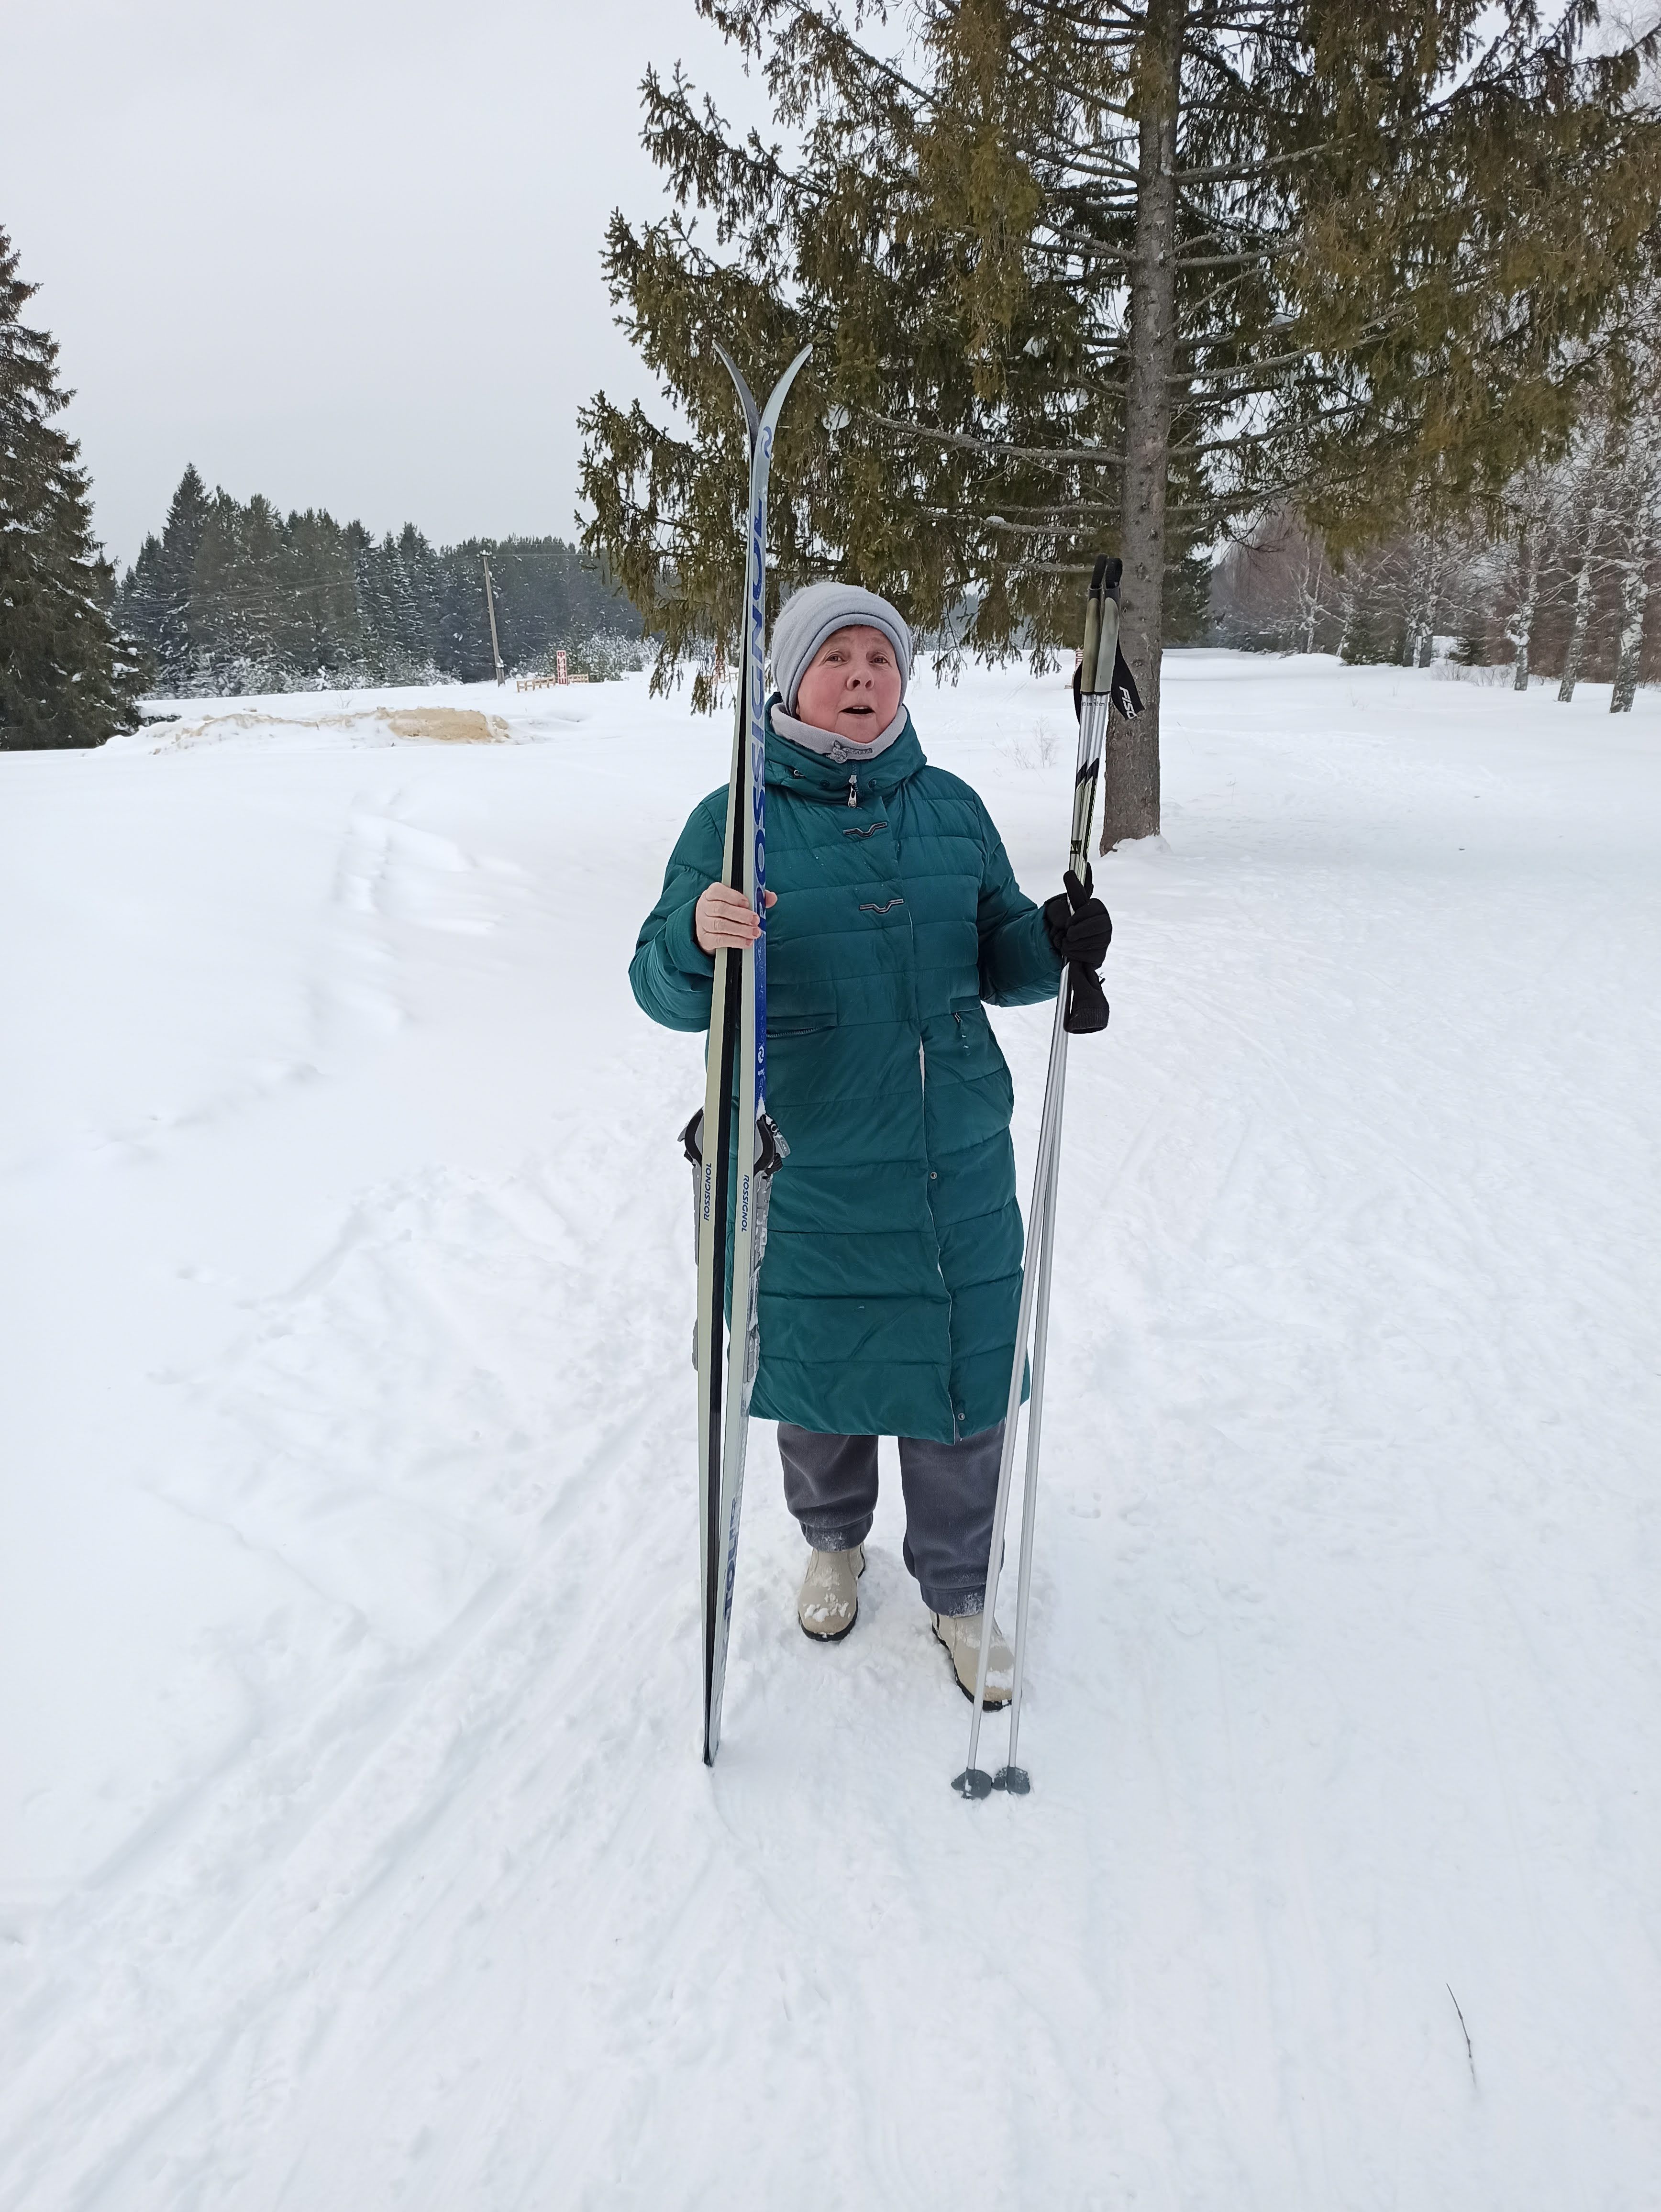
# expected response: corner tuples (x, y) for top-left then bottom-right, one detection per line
(3, 0), (768, 566)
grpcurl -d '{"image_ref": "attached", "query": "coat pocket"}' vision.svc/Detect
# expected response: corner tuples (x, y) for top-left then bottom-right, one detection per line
(767, 1010), (837, 1040)
(946, 996), (1014, 1115)
(948, 996), (993, 1057)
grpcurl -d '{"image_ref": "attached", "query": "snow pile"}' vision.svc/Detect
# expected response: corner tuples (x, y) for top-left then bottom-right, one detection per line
(104, 685), (595, 756)
(1, 660), (1657, 2208)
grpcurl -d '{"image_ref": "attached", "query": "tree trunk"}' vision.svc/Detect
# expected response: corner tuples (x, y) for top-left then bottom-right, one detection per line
(1418, 539), (1444, 666)
(1506, 527), (1538, 691)
(1101, 0), (1185, 852)
(1610, 545), (1651, 712)
(1557, 498), (1602, 702)
(1610, 460), (1656, 715)
(1298, 534), (1322, 654)
(1404, 534), (1441, 667)
(1401, 538), (1424, 666)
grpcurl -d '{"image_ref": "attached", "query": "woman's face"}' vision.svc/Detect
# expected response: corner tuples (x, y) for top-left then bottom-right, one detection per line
(791, 625), (904, 741)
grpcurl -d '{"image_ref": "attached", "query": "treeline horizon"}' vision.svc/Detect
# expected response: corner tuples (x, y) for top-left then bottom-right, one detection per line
(104, 457), (1661, 707)
(1212, 509), (1661, 680)
(117, 466), (645, 698)
(1212, 361), (1660, 704)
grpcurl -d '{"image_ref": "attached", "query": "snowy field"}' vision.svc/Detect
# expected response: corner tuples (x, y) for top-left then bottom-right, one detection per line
(2, 654), (1658, 2210)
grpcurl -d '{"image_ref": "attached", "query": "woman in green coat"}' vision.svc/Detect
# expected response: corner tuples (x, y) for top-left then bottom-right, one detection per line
(630, 583), (1111, 1704)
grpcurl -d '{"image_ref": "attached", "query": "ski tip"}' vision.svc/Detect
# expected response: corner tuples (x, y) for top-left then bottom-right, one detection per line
(1089, 553), (1109, 594)
(952, 1767), (995, 1801)
(1100, 555), (1123, 595)
(767, 343), (815, 421)
(992, 1765), (1031, 1796)
(711, 340), (760, 444)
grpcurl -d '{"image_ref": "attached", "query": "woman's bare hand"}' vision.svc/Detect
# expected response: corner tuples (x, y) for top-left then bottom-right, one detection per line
(695, 883), (777, 954)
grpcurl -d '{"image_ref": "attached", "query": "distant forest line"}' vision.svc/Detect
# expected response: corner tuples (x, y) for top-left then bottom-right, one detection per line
(110, 464), (1660, 708)
(117, 467), (644, 697)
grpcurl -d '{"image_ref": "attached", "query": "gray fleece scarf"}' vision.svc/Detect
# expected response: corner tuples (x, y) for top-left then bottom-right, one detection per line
(770, 701), (909, 764)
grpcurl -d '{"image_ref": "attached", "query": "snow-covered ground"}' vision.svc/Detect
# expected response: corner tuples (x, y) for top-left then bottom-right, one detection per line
(2, 656), (1657, 2210)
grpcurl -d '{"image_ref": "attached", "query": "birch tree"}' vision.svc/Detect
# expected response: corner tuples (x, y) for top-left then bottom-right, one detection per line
(1606, 425), (1660, 711)
(1557, 441), (1607, 703)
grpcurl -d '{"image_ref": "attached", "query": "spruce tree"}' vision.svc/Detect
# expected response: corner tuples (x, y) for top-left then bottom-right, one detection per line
(191, 489), (262, 690)
(579, 1), (1661, 840)
(0, 226), (144, 748)
(393, 524), (443, 676)
(121, 464), (211, 691)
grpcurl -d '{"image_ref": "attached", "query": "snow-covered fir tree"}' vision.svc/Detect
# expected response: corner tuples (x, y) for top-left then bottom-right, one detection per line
(0, 226), (144, 748)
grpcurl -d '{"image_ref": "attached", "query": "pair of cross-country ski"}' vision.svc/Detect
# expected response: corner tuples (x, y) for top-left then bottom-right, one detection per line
(684, 343), (1137, 1792)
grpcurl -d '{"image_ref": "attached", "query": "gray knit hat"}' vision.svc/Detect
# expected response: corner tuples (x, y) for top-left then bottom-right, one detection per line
(769, 582), (912, 715)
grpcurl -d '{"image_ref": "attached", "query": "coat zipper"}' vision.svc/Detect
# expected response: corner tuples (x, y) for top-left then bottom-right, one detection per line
(846, 772), (858, 808)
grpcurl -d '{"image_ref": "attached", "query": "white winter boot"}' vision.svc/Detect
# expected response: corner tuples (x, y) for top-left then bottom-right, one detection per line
(930, 1610), (1014, 1707)
(797, 1545), (865, 1642)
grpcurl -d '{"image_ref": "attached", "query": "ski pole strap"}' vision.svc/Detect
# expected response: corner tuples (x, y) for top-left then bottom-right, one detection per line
(1074, 643), (1143, 723)
(1063, 963), (1109, 1035)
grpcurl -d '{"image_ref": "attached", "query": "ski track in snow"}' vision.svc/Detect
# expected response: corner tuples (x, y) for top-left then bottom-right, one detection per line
(1, 661), (1658, 2208)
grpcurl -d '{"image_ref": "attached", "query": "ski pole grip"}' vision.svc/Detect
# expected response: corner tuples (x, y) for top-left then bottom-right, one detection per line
(1080, 564), (1105, 697)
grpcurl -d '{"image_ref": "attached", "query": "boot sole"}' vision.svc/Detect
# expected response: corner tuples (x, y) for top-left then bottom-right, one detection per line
(799, 1610), (858, 1645)
(798, 1549), (865, 1644)
(931, 1617), (1011, 1711)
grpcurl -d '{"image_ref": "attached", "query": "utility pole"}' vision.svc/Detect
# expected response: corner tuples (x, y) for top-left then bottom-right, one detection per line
(480, 552), (505, 685)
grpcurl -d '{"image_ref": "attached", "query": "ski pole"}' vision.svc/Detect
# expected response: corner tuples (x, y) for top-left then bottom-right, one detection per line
(952, 1003), (1067, 1797)
(1002, 569), (1129, 1784)
(999, 1028), (1067, 1791)
(953, 554), (1122, 1799)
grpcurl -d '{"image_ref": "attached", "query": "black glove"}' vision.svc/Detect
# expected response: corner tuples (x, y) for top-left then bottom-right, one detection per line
(1042, 867), (1112, 1036)
(1043, 868), (1112, 969)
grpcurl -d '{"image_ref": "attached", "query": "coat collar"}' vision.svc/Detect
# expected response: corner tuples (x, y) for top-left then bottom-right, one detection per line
(764, 701), (927, 801)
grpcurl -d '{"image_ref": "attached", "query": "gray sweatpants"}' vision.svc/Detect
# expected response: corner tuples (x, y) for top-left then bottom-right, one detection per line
(777, 1421), (1006, 1617)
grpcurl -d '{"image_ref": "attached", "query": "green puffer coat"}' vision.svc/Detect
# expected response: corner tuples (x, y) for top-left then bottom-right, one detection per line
(631, 709), (1062, 1443)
